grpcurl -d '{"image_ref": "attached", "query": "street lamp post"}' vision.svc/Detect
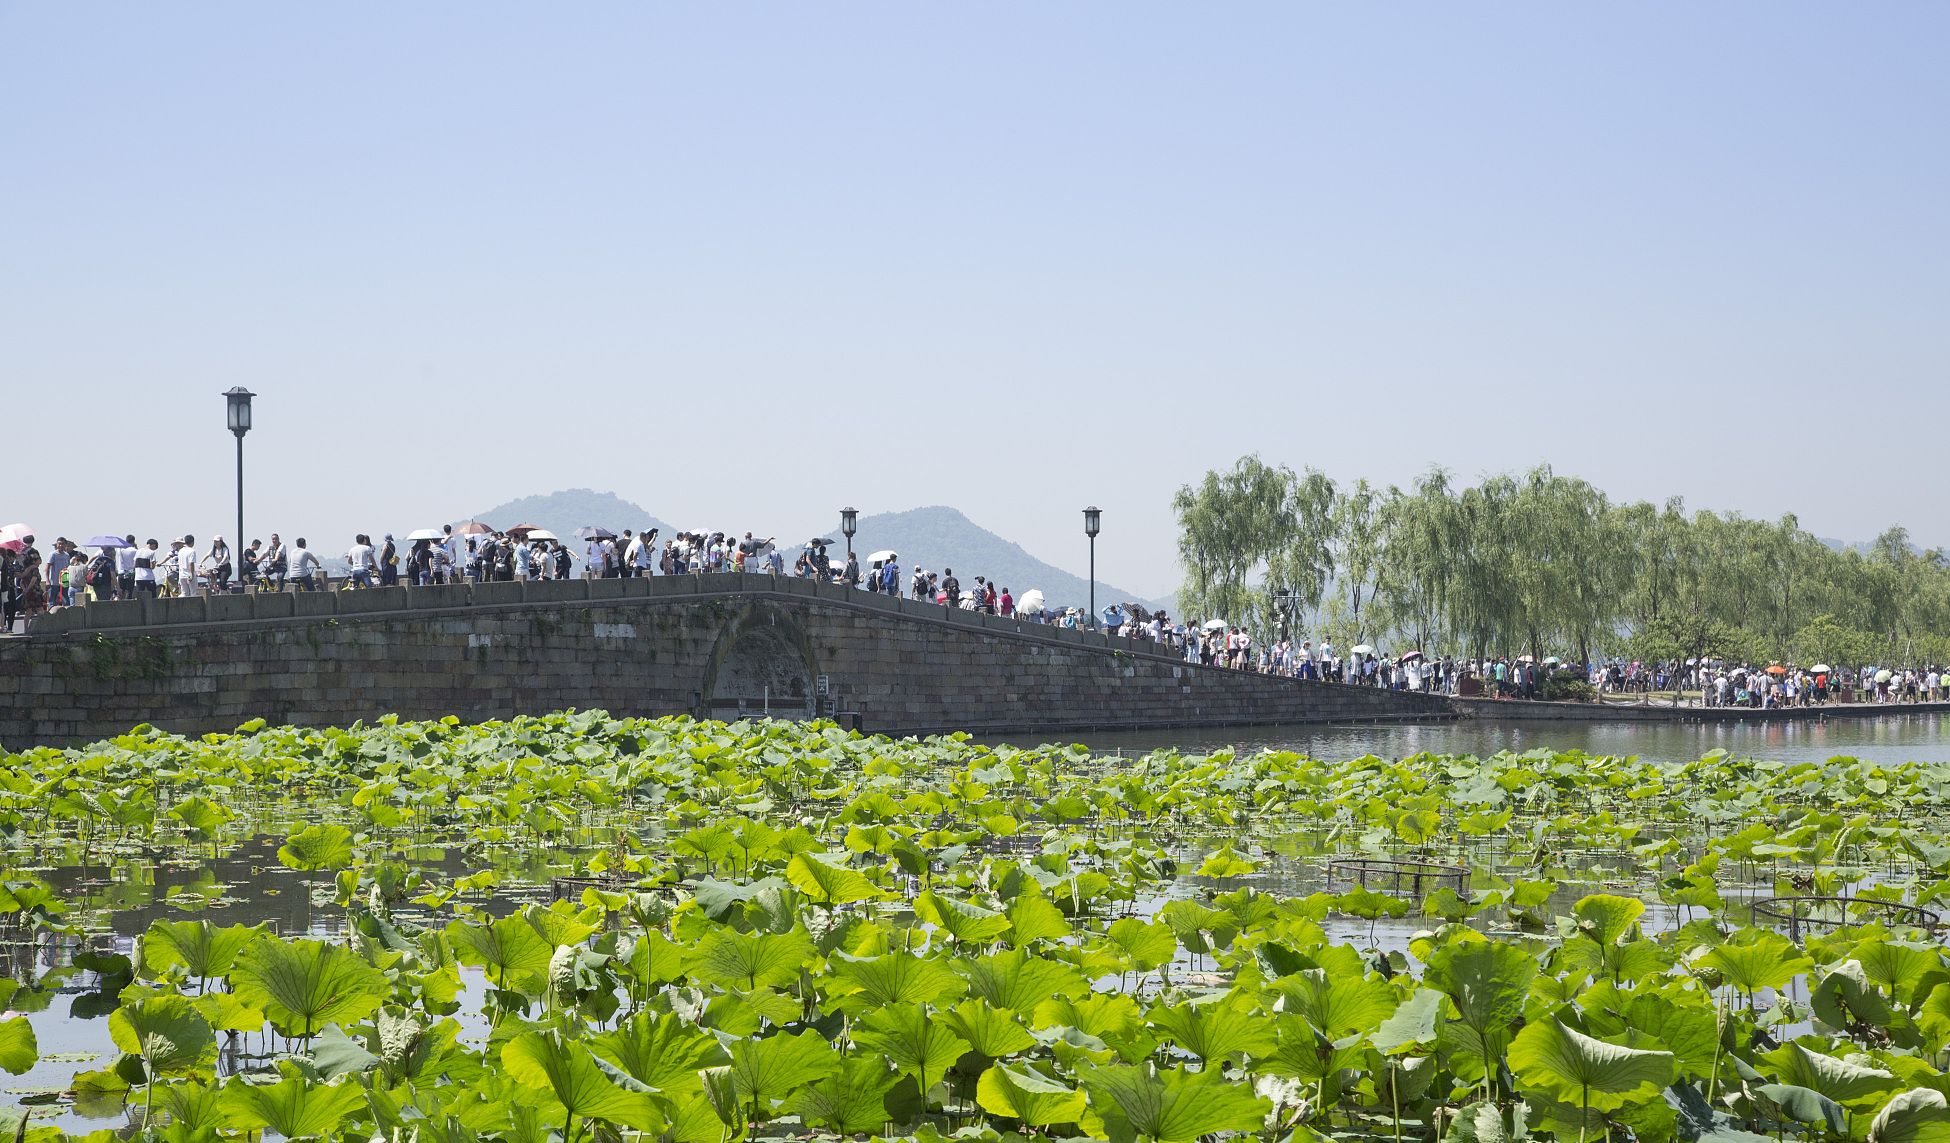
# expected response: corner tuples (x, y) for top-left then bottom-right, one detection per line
(840, 508), (858, 590)
(224, 388), (254, 595)
(1083, 507), (1101, 628)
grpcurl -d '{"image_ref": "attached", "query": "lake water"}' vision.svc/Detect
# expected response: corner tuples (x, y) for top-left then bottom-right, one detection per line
(999, 710), (1950, 768)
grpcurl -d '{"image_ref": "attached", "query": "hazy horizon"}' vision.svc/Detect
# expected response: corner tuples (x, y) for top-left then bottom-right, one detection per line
(4, 5), (1945, 599)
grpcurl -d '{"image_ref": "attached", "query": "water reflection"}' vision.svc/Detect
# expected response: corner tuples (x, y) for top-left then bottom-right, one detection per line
(998, 712), (1950, 767)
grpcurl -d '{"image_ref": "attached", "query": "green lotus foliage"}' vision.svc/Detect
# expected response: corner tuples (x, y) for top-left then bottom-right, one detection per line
(0, 1016), (35, 1076)
(18, 713), (1950, 1141)
(230, 937), (390, 1039)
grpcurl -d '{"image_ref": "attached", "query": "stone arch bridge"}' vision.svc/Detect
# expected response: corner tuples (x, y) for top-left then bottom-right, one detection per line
(1, 575), (1457, 746)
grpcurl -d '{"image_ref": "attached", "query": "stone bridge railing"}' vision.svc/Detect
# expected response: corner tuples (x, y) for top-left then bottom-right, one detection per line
(2, 574), (1459, 746)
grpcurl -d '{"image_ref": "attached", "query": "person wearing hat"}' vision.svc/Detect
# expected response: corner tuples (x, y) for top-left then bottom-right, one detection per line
(204, 535), (233, 594)
(378, 534), (399, 586)
(175, 536), (200, 598)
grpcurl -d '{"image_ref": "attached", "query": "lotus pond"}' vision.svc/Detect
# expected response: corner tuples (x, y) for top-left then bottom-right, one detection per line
(3, 712), (1950, 1143)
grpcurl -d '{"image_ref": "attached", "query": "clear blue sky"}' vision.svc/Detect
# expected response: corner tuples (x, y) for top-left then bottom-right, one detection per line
(3, 4), (1944, 597)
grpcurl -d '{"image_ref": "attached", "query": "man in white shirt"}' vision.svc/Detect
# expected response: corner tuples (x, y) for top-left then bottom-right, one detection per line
(291, 538), (322, 591)
(178, 536), (201, 598)
(115, 536), (138, 599)
(132, 539), (160, 597)
(346, 536), (375, 588)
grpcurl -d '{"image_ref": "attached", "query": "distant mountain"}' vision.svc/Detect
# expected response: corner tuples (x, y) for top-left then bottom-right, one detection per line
(458, 490), (673, 567)
(452, 494), (1173, 613)
(1817, 536), (1931, 558)
(829, 506), (1173, 614)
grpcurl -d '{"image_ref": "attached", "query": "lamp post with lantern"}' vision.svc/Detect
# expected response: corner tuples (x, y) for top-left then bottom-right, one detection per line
(1083, 506), (1101, 627)
(840, 507), (858, 561)
(224, 388), (254, 593)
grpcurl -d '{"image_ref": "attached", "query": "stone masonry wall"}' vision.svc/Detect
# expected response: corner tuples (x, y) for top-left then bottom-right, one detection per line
(0, 574), (1456, 746)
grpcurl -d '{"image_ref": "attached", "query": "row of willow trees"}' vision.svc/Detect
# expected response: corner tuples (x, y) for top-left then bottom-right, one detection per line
(1173, 457), (1950, 669)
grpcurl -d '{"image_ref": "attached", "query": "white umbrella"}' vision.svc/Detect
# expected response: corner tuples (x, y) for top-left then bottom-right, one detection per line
(405, 528), (444, 541)
(1351, 644), (1375, 655)
(865, 550), (898, 563)
(1016, 589), (1046, 615)
(0, 523), (32, 543)
(1810, 664), (1832, 674)
(524, 530), (560, 542)
(1201, 619), (1229, 631)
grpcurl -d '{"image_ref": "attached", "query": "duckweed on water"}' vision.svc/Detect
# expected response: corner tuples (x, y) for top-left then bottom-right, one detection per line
(3, 711), (1950, 1143)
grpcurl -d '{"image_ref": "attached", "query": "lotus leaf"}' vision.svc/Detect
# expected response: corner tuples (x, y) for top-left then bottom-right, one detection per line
(978, 1063), (1088, 1127)
(0, 1017), (34, 1076)
(1508, 1015), (1674, 1112)
(852, 1002), (972, 1092)
(1079, 1061), (1271, 1143)
(231, 937), (389, 1039)
(782, 1053), (911, 1134)
(276, 823), (355, 871)
(218, 1063), (369, 1140)
(503, 1029), (665, 1133)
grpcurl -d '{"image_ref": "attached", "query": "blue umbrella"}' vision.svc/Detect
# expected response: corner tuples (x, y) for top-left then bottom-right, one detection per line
(85, 536), (132, 549)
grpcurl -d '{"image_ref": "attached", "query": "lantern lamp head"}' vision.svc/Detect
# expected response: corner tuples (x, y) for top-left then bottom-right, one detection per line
(224, 387), (255, 437)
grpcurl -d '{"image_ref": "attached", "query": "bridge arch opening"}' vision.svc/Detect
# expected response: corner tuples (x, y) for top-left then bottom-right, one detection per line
(706, 607), (817, 721)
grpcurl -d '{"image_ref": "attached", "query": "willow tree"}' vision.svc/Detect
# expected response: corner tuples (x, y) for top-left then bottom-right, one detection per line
(1173, 455), (1950, 669)
(1375, 469), (1463, 652)
(1173, 456), (1300, 629)
(1331, 479), (1387, 645)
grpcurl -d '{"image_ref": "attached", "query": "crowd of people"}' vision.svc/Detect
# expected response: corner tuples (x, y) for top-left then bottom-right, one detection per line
(0, 521), (1076, 634)
(6, 520), (1944, 711)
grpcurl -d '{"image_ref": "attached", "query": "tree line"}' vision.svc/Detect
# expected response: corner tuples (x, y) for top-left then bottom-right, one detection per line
(1173, 457), (1950, 669)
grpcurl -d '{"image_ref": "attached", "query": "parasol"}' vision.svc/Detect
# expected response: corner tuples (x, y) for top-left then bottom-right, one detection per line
(405, 529), (444, 541)
(865, 550), (898, 563)
(1016, 589), (1046, 615)
(1202, 619), (1229, 631)
(1351, 644), (1375, 655)
(1810, 664), (1832, 674)
(524, 530), (560, 542)
(85, 536), (132, 549)
(1765, 665), (1788, 675)
(574, 527), (616, 540)
(504, 524), (543, 538)
(457, 522), (492, 535)
(0, 524), (32, 544)
(1399, 650), (1424, 662)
